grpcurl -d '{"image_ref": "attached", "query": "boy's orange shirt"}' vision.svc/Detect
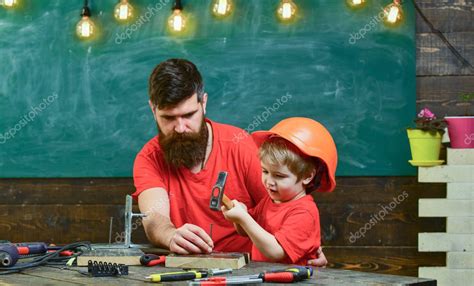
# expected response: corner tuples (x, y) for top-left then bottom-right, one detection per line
(249, 194), (320, 265)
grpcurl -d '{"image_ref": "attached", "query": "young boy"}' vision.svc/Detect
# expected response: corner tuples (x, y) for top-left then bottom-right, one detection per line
(222, 117), (337, 265)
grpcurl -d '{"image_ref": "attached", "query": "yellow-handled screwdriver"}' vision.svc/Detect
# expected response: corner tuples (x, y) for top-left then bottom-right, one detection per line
(146, 270), (207, 282)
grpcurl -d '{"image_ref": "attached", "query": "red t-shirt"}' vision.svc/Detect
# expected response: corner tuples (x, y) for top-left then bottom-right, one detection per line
(132, 119), (267, 252)
(249, 195), (320, 265)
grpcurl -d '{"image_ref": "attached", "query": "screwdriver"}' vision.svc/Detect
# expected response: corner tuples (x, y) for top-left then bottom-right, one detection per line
(146, 270), (207, 282)
(211, 266), (313, 284)
(260, 266), (313, 282)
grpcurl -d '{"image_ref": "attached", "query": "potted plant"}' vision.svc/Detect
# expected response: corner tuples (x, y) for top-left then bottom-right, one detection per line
(445, 92), (474, 148)
(407, 107), (447, 166)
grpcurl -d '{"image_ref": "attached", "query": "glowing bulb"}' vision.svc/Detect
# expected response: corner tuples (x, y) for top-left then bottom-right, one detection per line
(76, 16), (95, 39)
(168, 9), (186, 32)
(346, 0), (366, 9)
(276, 0), (297, 22)
(114, 0), (133, 21)
(211, 0), (233, 18)
(383, 0), (403, 25)
(2, 0), (18, 8)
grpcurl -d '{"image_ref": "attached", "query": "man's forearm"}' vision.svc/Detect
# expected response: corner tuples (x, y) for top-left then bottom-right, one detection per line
(143, 213), (177, 249)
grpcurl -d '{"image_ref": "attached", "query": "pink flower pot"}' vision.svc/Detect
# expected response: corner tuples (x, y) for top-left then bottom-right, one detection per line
(445, 116), (474, 148)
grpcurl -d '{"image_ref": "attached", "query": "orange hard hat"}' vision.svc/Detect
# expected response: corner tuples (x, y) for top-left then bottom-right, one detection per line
(252, 117), (338, 192)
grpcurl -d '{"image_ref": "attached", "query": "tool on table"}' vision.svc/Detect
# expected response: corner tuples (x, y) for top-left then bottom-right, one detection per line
(261, 266), (313, 282)
(140, 254), (166, 266)
(0, 242), (76, 267)
(190, 266), (313, 284)
(0, 241), (91, 275)
(146, 270), (208, 282)
(189, 276), (262, 285)
(124, 195), (148, 248)
(87, 260), (128, 277)
(0, 244), (18, 267)
(209, 171), (234, 211)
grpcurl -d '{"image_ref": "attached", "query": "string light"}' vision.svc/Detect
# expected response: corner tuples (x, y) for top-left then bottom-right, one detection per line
(346, 0), (366, 9)
(168, 0), (186, 33)
(383, 0), (403, 26)
(1, 0), (18, 8)
(276, 0), (297, 22)
(211, 0), (233, 18)
(114, 0), (134, 22)
(76, 0), (96, 39)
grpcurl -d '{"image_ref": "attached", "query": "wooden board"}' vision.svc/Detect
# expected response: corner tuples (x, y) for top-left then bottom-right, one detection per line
(76, 248), (143, 266)
(165, 252), (247, 270)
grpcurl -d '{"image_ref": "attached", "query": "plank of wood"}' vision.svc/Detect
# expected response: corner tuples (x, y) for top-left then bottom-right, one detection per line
(447, 217), (474, 233)
(76, 248), (143, 266)
(419, 199), (473, 217)
(419, 233), (473, 252)
(416, 75), (474, 117)
(418, 165), (474, 183)
(0, 204), (148, 244)
(419, 267), (474, 286)
(165, 252), (247, 269)
(447, 252), (474, 269)
(416, 32), (474, 76)
(323, 246), (445, 277)
(447, 148), (474, 165)
(447, 183), (474, 199)
(415, 2), (474, 34)
(0, 178), (133, 205)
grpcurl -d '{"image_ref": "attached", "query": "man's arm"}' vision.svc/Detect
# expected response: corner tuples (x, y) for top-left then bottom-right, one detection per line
(138, 188), (214, 254)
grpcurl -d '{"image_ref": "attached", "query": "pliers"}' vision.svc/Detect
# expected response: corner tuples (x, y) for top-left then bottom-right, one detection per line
(140, 254), (166, 267)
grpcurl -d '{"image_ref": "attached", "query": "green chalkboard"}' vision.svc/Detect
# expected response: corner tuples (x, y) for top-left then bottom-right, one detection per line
(0, 0), (415, 177)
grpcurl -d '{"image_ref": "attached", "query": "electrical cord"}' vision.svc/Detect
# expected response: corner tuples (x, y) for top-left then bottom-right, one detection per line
(0, 241), (91, 275)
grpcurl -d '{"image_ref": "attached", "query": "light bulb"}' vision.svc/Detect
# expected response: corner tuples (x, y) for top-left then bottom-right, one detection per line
(276, 0), (297, 22)
(76, 16), (95, 39)
(168, 9), (186, 33)
(2, 0), (18, 8)
(114, 0), (133, 21)
(383, 0), (403, 25)
(211, 0), (233, 18)
(346, 0), (366, 9)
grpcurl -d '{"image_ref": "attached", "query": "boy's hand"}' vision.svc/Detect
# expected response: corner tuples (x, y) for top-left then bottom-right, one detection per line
(221, 200), (248, 223)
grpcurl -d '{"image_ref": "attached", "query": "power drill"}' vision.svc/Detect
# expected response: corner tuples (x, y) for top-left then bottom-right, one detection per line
(0, 242), (49, 267)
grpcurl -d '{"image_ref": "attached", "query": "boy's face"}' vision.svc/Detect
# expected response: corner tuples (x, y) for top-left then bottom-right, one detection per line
(261, 161), (310, 203)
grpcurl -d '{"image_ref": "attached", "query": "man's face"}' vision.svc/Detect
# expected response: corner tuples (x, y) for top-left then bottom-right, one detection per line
(150, 93), (209, 169)
(150, 92), (207, 136)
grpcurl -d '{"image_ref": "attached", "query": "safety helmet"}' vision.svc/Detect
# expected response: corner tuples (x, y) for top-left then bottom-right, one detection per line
(252, 117), (338, 192)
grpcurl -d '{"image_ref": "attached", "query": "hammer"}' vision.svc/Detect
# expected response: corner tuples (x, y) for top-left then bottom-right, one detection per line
(209, 171), (234, 211)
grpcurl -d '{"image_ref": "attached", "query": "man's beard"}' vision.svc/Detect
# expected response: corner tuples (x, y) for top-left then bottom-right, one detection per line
(158, 118), (209, 169)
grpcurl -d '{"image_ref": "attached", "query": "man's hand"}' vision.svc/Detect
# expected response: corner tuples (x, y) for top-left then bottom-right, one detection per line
(307, 246), (328, 267)
(169, 223), (214, 254)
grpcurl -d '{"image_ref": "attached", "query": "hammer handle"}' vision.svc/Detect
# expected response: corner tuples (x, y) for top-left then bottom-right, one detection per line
(222, 194), (234, 210)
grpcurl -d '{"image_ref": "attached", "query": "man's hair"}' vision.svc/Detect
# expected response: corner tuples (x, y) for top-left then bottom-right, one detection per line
(259, 137), (325, 193)
(149, 59), (204, 109)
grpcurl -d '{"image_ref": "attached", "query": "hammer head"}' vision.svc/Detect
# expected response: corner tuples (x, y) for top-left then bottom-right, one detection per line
(209, 171), (228, 211)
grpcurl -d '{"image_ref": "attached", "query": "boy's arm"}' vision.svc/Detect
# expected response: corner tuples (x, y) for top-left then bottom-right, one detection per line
(233, 223), (248, 237)
(222, 200), (286, 261)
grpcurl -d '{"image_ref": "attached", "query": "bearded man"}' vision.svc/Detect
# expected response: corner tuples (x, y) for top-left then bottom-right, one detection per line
(132, 59), (327, 266)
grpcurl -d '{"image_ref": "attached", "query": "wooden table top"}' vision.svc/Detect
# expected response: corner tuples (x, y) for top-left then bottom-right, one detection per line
(0, 262), (436, 285)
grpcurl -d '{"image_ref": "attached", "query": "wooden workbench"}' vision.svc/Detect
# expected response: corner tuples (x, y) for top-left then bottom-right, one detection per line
(0, 262), (436, 285)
